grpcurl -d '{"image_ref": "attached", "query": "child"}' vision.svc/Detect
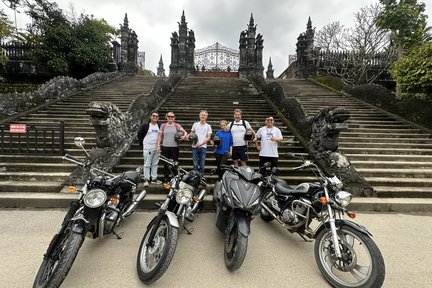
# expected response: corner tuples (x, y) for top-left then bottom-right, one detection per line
(213, 120), (233, 180)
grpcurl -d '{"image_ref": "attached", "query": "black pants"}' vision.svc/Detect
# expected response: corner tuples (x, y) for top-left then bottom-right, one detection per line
(215, 152), (230, 180)
(259, 156), (278, 175)
(161, 146), (179, 182)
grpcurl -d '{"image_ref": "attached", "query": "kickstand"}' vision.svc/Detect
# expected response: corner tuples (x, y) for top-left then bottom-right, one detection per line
(113, 230), (124, 239)
(183, 226), (194, 235)
(297, 233), (312, 242)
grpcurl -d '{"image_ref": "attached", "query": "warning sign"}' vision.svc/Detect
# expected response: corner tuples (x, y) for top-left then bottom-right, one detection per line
(9, 123), (27, 133)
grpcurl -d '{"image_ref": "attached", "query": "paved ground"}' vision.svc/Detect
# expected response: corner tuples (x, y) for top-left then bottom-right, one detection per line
(1, 209), (431, 288)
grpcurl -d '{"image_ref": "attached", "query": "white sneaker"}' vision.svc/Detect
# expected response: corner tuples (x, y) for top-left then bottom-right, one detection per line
(143, 181), (149, 187)
(152, 180), (162, 184)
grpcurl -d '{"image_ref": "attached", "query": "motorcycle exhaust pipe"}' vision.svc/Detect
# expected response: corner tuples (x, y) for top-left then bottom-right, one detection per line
(191, 188), (206, 212)
(122, 189), (147, 217)
(261, 203), (287, 226)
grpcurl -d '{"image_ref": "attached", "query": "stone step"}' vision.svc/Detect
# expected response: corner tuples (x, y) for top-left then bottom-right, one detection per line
(0, 162), (76, 172)
(0, 181), (63, 193)
(340, 137), (432, 144)
(0, 171), (69, 181)
(365, 177), (432, 187)
(351, 160), (432, 168)
(346, 153), (432, 161)
(339, 142), (432, 149)
(356, 168), (432, 178)
(340, 147), (432, 155)
(373, 186), (432, 198)
(340, 131), (430, 138)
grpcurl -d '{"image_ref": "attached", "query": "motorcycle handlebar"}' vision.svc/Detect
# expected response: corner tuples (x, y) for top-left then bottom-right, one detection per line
(159, 154), (188, 175)
(63, 154), (85, 166)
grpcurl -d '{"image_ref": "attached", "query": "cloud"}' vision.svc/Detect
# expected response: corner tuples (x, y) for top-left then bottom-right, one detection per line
(3, 0), (432, 77)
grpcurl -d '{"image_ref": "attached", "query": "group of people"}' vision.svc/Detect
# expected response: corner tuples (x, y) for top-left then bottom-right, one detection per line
(137, 108), (283, 187)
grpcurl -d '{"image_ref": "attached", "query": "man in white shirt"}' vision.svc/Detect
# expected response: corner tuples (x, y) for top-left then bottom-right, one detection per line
(228, 109), (255, 166)
(137, 111), (161, 187)
(254, 116), (283, 174)
(189, 110), (212, 176)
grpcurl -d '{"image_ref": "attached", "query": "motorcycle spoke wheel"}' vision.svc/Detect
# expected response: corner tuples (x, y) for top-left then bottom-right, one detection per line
(33, 228), (85, 288)
(314, 226), (385, 288)
(137, 217), (179, 284)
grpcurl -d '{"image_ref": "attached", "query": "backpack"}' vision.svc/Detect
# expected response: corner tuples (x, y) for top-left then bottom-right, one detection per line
(161, 122), (181, 132)
(229, 120), (248, 131)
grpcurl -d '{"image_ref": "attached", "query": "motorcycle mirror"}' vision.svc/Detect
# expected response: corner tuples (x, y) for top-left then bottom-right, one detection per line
(73, 137), (90, 157)
(74, 137), (85, 148)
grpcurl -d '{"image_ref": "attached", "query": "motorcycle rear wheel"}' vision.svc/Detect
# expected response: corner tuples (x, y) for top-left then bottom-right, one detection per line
(314, 225), (385, 288)
(137, 216), (179, 284)
(224, 221), (248, 271)
(33, 229), (85, 288)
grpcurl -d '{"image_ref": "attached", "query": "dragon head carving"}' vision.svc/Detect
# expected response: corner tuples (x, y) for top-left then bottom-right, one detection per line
(86, 101), (128, 148)
(310, 106), (350, 153)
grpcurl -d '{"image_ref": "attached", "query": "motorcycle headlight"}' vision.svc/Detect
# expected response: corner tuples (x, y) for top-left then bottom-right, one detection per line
(84, 189), (107, 208)
(334, 191), (353, 207)
(176, 184), (193, 205)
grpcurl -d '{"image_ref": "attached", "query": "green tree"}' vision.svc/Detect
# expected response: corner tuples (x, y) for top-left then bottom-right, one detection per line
(25, 0), (71, 74)
(377, 0), (429, 97)
(0, 9), (14, 62)
(25, 0), (116, 78)
(68, 15), (116, 78)
(391, 42), (432, 96)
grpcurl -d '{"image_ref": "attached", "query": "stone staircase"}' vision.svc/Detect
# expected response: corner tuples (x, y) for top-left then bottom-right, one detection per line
(274, 79), (432, 198)
(0, 76), (159, 199)
(114, 77), (309, 196)
(2, 75), (432, 212)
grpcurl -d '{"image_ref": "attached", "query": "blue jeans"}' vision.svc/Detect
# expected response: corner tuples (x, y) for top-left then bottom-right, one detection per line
(192, 147), (207, 176)
(143, 147), (159, 181)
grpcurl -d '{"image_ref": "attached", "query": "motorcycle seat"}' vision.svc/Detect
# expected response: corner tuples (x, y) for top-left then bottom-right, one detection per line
(275, 180), (294, 195)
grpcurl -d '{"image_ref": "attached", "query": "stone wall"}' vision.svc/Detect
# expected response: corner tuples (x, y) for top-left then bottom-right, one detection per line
(0, 72), (122, 119)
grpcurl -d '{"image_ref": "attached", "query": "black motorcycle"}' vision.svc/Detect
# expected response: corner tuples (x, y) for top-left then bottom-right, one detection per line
(260, 153), (385, 288)
(136, 154), (207, 283)
(213, 164), (262, 271)
(33, 137), (147, 288)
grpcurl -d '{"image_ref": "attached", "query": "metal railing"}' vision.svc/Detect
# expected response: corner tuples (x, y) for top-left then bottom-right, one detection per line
(0, 122), (65, 155)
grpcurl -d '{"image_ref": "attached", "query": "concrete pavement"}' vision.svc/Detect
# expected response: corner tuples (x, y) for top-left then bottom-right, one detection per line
(1, 210), (432, 287)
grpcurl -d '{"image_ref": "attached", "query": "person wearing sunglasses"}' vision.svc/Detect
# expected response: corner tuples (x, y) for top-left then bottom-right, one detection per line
(137, 111), (161, 187)
(254, 116), (283, 175)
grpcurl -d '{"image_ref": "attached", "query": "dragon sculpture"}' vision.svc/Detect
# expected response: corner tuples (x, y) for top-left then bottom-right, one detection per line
(248, 76), (375, 197)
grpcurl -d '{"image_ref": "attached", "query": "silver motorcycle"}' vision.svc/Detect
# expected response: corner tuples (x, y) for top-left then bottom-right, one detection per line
(136, 154), (207, 284)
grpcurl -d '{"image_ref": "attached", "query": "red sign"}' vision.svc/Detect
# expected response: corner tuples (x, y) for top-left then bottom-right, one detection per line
(9, 123), (27, 133)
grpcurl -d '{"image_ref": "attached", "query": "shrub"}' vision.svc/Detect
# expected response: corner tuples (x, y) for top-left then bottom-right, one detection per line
(348, 84), (396, 107)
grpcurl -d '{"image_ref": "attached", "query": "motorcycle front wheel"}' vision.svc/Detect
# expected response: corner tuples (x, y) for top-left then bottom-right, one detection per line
(224, 221), (248, 271)
(33, 228), (85, 288)
(314, 225), (385, 288)
(137, 216), (179, 284)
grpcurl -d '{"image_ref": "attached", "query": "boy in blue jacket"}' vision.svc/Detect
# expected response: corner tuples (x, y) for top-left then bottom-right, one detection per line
(212, 120), (233, 180)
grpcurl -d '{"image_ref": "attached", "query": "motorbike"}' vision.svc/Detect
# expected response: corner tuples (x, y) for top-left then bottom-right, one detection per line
(33, 137), (147, 288)
(136, 154), (207, 283)
(259, 152), (385, 288)
(213, 164), (262, 271)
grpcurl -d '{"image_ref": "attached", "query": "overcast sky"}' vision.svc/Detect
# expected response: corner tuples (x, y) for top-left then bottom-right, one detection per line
(3, 0), (432, 76)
